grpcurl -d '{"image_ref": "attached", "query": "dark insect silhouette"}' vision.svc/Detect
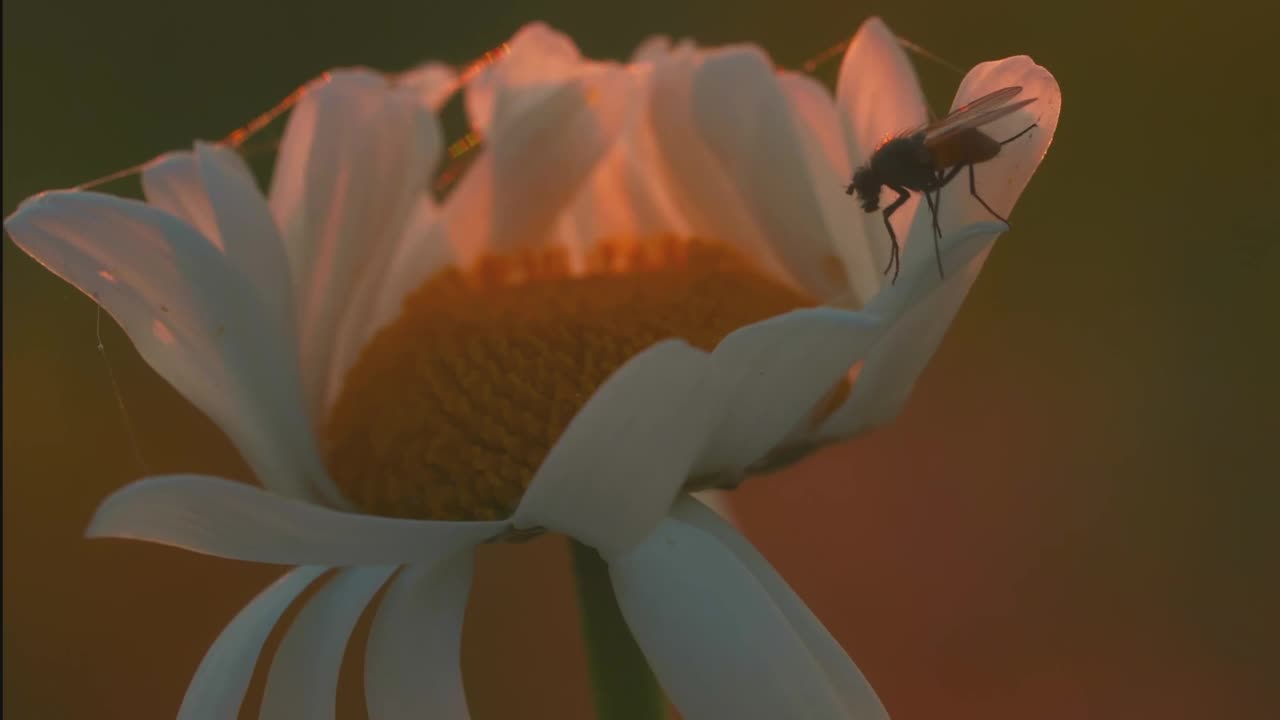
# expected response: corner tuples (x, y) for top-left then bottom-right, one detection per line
(847, 86), (1038, 281)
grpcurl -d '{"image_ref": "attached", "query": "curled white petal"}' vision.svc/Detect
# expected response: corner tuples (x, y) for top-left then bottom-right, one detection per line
(87, 475), (504, 566)
(513, 340), (726, 557)
(822, 221), (1008, 438)
(824, 58), (1060, 438)
(698, 307), (882, 476)
(902, 53), (1062, 264)
(672, 497), (889, 719)
(608, 513), (850, 720)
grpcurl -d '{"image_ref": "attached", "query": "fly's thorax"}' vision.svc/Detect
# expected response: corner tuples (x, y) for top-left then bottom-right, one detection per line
(870, 133), (936, 192)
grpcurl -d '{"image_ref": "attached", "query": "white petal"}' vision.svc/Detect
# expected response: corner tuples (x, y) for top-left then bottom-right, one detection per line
(835, 17), (930, 276)
(446, 69), (632, 265)
(366, 554), (474, 720)
(87, 475), (505, 565)
(778, 72), (849, 180)
(267, 69), (444, 417)
(776, 71), (883, 305)
(697, 308), (882, 475)
(178, 566), (327, 720)
(836, 17), (928, 169)
(821, 221), (1006, 438)
(260, 566), (396, 720)
(141, 152), (222, 249)
(556, 66), (692, 249)
(900, 55), (1061, 272)
(397, 62), (458, 111)
(630, 34), (673, 63)
(464, 22), (583, 134)
(691, 46), (852, 299)
(671, 497), (889, 720)
(646, 48), (787, 279)
(194, 142), (300, 351)
(4, 192), (333, 503)
(512, 340), (726, 558)
(360, 197), (454, 342)
(142, 143), (299, 360)
(608, 514), (849, 720)
(825, 58), (1060, 436)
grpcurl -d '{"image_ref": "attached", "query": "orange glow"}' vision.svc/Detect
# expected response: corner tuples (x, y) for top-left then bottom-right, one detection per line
(97, 269), (118, 284)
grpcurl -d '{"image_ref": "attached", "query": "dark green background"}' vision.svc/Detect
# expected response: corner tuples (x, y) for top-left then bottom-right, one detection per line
(4, 0), (1277, 717)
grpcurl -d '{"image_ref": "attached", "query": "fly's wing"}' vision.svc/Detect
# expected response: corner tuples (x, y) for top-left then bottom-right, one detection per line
(922, 86), (1036, 145)
(929, 87), (1023, 131)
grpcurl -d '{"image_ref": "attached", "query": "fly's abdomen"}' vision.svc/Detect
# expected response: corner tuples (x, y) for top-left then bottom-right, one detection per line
(929, 128), (1002, 170)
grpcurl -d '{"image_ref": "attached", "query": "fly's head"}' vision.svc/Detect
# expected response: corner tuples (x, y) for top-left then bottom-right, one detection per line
(848, 167), (881, 212)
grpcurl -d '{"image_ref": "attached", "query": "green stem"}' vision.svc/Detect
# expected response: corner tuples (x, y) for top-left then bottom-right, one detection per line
(569, 540), (666, 720)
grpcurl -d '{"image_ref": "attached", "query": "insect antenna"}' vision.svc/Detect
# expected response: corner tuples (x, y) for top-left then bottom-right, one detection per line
(65, 41), (511, 193)
(893, 34), (966, 76)
(796, 28), (966, 78)
(800, 38), (851, 73)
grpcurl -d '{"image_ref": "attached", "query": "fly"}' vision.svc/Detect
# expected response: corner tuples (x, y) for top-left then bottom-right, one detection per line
(847, 86), (1038, 281)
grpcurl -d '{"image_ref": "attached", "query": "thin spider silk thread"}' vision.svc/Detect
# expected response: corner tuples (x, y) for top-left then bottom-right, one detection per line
(96, 304), (150, 475)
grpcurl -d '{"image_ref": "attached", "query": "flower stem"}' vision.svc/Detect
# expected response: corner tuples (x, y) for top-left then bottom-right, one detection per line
(569, 540), (665, 720)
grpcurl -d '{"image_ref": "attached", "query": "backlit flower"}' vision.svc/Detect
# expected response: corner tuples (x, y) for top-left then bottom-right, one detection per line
(4, 17), (1057, 720)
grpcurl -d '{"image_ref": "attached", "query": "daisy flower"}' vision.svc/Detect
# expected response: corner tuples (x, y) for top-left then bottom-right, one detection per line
(3, 16), (1058, 720)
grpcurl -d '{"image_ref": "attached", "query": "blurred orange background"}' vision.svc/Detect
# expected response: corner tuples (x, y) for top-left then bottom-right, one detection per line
(4, 0), (1277, 717)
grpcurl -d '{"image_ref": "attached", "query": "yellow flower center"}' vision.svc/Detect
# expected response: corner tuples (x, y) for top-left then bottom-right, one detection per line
(323, 237), (820, 521)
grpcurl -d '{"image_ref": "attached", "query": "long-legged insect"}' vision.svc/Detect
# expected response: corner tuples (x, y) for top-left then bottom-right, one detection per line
(847, 86), (1038, 281)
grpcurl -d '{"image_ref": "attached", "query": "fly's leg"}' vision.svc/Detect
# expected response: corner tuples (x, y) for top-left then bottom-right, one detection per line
(999, 123), (1037, 146)
(968, 164), (1008, 224)
(969, 123), (1037, 223)
(923, 189), (944, 279)
(929, 186), (943, 240)
(881, 187), (911, 283)
(937, 165), (964, 186)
